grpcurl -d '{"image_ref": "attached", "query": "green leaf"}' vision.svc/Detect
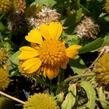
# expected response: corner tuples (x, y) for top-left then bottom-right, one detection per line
(9, 51), (20, 65)
(104, 16), (109, 22)
(69, 56), (87, 75)
(55, 92), (64, 103)
(80, 38), (104, 54)
(97, 87), (109, 109)
(0, 22), (6, 32)
(103, 34), (109, 46)
(75, 8), (83, 23)
(61, 84), (76, 109)
(80, 4), (90, 13)
(65, 35), (80, 46)
(35, 0), (56, 6)
(2, 42), (12, 52)
(80, 81), (96, 109)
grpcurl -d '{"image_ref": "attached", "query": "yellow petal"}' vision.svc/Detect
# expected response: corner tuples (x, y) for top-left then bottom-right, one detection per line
(66, 45), (81, 59)
(48, 22), (63, 40)
(31, 43), (40, 50)
(22, 58), (42, 73)
(19, 46), (38, 51)
(39, 23), (51, 40)
(43, 67), (59, 80)
(25, 29), (42, 44)
(18, 46), (39, 60)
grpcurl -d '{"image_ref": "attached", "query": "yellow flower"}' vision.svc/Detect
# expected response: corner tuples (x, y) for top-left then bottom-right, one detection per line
(18, 22), (81, 79)
(23, 93), (58, 109)
(94, 53), (109, 85)
(0, 0), (12, 13)
(0, 68), (10, 91)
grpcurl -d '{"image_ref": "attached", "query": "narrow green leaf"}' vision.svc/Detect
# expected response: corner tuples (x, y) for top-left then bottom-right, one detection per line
(35, 0), (56, 6)
(97, 87), (109, 109)
(80, 4), (90, 13)
(104, 16), (109, 22)
(9, 51), (20, 65)
(103, 34), (109, 46)
(80, 81), (96, 109)
(61, 93), (74, 109)
(68, 84), (76, 93)
(0, 22), (6, 32)
(75, 8), (83, 23)
(61, 84), (76, 109)
(56, 92), (64, 103)
(80, 38), (104, 54)
(69, 56), (87, 75)
(65, 35), (80, 46)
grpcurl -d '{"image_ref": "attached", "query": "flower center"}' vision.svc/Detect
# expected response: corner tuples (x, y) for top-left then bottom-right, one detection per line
(39, 39), (67, 67)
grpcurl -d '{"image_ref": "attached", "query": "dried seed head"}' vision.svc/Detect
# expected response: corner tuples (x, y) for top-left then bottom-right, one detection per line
(76, 17), (99, 39)
(37, 7), (60, 22)
(13, 0), (26, 14)
(28, 7), (61, 28)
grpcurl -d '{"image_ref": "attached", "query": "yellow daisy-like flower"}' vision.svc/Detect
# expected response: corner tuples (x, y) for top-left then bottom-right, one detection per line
(0, 68), (10, 91)
(0, 0), (12, 13)
(94, 53), (109, 85)
(23, 93), (58, 109)
(18, 22), (81, 79)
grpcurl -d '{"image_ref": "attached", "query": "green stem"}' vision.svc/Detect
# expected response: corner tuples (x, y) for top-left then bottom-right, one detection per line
(64, 73), (95, 83)
(77, 0), (80, 8)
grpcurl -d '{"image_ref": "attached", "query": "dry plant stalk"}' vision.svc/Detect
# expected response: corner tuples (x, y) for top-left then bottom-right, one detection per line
(0, 91), (25, 104)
